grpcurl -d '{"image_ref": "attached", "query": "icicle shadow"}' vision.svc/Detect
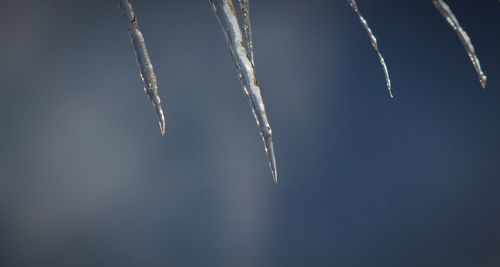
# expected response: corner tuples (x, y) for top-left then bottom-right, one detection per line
(432, 0), (487, 88)
(210, 0), (278, 182)
(117, 0), (166, 135)
(348, 0), (393, 98)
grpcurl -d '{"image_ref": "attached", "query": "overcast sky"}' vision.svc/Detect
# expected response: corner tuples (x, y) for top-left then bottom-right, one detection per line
(0, 0), (499, 266)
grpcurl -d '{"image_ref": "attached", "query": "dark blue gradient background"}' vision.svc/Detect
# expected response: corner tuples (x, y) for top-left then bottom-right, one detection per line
(0, 0), (499, 266)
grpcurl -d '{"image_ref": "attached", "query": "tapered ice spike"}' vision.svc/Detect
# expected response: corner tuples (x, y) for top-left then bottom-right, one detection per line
(348, 0), (393, 98)
(210, 0), (278, 182)
(266, 138), (278, 183)
(117, 0), (167, 135)
(432, 0), (487, 88)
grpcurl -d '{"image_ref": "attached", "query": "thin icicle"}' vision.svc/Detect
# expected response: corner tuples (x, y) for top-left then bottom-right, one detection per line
(117, 0), (166, 135)
(348, 0), (393, 98)
(432, 0), (487, 88)
(210, 0), (278, 183)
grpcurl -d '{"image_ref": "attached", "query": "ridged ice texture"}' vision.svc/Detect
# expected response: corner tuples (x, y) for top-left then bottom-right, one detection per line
(210, 0), (278, 183)
(348, 0), (393, 98)
(238, 0), (254, 63)
(117, 0), (166, 135)
(432, 0), (487, 88)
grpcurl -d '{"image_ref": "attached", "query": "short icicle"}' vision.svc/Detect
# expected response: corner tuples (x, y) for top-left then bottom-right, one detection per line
(117, 0), (166, 135)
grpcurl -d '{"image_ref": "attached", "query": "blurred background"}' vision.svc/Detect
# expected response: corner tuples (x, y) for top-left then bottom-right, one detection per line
(0, 0), (499, 266)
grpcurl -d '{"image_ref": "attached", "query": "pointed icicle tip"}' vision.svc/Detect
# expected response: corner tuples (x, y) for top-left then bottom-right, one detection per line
(156, 107), (166, 136)
(270, 159), (278, 184)
(265, 138), (278, 183)
(270, 150), (278, 184)
(480, 75), (487, 89)
(159, 118), (166, 136)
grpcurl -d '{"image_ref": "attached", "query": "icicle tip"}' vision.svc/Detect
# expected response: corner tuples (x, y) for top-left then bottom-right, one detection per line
(265, 138), (278, 183)
(159, 119), (166, 136)
(480, 75), (487, 89)
(156, 106), (166, 136)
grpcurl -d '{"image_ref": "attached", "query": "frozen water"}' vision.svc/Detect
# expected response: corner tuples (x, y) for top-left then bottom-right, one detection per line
(348, 0), (393, 98)
(432, 0), (487, 88)
(210, 0), (278, 182)
(117, 0), (166, 135)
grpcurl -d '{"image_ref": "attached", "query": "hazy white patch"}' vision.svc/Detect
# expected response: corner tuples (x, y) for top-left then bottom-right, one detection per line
(0, 93), (152, 258)
(0, 2), (60, 78)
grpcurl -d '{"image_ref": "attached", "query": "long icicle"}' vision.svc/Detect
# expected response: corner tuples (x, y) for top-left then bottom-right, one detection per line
(432, 0), (487, 88)
(348, 0), (393, 98)
(117, 0), (166, 135)
(210, 0), (278, 183)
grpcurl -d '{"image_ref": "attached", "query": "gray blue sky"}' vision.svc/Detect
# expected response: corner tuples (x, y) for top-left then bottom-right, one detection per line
(0, 0), (499, 266)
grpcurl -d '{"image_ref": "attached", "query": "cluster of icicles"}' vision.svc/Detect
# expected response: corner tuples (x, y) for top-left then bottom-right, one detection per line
(117, 0), (488, 183)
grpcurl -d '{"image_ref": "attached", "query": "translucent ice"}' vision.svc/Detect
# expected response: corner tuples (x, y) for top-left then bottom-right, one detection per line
(117, 0), (166, 135)
(348, 0), (393, 98)
(432, 0), (487, 88)
(210, 0), (278, 182)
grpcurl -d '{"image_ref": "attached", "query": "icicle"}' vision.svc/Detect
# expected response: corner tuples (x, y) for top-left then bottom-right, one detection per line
(432, 0), (487, 88)
(348, 0), (393, 98)
(210, 0), (278, 183)
(117, 0), (166, 135)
